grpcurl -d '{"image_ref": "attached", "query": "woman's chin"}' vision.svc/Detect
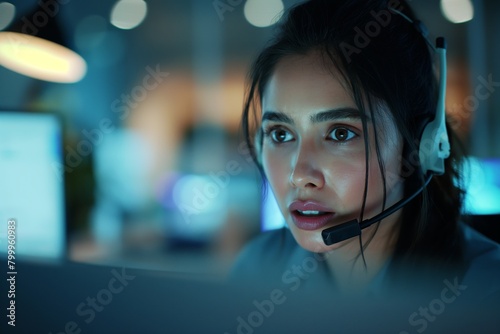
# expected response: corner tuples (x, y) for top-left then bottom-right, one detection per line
(289, 226), (348, 254)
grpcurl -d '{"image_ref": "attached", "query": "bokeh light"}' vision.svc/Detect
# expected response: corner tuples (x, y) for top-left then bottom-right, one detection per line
(244, 0), (284, 28)
(110, 0), (148, 30)
(440, 0), (474, 24)
(0, 2), (15, 30)
(0, 32), (87, 83)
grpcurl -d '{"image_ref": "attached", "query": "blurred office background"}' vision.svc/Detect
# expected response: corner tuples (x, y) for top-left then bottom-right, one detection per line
(0, 0), (499, 279)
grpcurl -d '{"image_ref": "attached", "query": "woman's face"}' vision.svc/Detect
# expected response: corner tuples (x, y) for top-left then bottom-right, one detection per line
(261, 51), (405, 253)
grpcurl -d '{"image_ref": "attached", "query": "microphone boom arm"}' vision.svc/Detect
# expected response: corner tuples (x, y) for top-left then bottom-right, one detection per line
(321, 175), (433, 246)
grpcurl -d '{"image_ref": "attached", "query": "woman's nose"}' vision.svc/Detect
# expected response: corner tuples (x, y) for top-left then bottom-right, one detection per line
(289, 144), (325, 189)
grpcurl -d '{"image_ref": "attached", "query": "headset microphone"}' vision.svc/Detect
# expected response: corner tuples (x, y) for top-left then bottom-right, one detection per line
(322, 35), (450, 246)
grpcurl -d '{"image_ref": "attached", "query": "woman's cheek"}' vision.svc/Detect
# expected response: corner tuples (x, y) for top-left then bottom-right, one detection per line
(324, 158), (367, 205)
(262, 149), (289, 197)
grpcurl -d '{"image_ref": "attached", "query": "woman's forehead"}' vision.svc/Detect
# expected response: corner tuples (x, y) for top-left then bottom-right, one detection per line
(262, 52), (356, 116)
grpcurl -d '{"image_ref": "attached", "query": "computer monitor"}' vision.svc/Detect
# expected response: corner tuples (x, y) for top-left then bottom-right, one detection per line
(462, 157), (500, 215)
(0, 111), (65, 260)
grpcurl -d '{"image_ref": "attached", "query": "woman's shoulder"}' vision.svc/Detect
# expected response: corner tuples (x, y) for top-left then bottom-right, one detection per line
(462, 222), (500, 264)
(228, 228), (305, 283)
(460, 223), (500, 300)
(231, 228), (297, 267)
(242, 227), (297, 253)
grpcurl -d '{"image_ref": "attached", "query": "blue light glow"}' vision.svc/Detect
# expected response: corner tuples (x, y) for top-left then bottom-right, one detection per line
(462, 157), (500, 215)
(0, 112), (65, 259)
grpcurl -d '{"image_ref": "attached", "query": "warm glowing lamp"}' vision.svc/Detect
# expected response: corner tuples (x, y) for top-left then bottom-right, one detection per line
(0, 1), (87, 83)
(0, 32), (86, 83)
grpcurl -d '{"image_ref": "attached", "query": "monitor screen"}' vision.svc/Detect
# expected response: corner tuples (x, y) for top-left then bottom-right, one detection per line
(0, 111), (65, 259)
(462, 157), (500, 215)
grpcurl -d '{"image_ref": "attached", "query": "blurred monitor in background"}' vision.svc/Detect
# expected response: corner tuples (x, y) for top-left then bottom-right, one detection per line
(462, 157), (500, 215)
(462, 157), (500, 243)
(0, 111), (65, 260)
(261, 182), (285, 232)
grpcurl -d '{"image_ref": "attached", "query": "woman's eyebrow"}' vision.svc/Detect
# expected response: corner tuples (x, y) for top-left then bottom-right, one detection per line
(262, 108), (369, 124)
(262, 111), (294, 124)
(311, 108), (369, 123)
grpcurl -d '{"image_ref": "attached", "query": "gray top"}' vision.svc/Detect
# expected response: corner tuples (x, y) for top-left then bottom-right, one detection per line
(230, 223), (500, 299)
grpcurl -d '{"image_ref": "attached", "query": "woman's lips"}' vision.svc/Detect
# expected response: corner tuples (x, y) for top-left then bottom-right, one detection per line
(290, 211), (336, 231)
(288, 201), (336, 231)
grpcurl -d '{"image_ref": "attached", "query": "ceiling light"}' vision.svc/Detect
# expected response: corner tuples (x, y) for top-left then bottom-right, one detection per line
(0, 2), (16, 30)
(244, 0), (284, 28)
(0, 32), (86, 83)
(440, 0), (474, 24)
(0, 1), (87, 83)
(110, 0), (148, 30)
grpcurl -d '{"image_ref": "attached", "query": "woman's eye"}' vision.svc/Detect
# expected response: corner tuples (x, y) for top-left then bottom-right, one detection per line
(269, 128), (294, 143)
(328, 127), (356, 142)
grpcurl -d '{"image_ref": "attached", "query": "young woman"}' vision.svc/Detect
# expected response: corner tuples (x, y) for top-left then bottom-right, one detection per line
(233, 0), (500, 299)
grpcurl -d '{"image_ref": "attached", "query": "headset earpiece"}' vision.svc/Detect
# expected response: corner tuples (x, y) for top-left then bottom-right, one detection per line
(418, 37), (450, 175)
(389, 7), (451, 175)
